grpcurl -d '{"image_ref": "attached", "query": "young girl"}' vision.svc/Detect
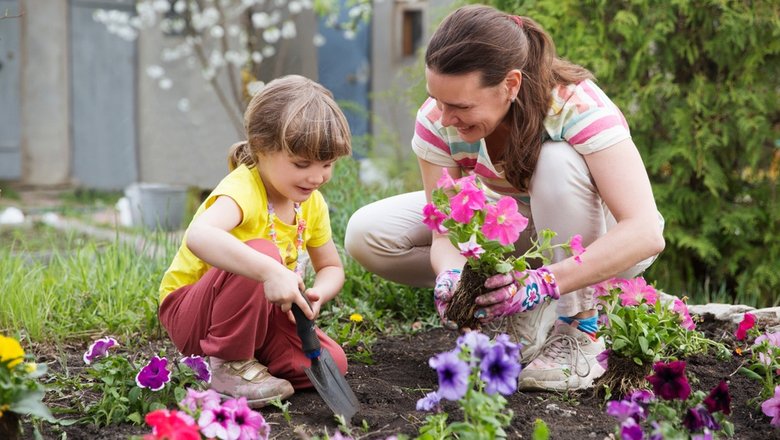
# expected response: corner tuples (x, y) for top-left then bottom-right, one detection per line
(158, 75), (352, 408)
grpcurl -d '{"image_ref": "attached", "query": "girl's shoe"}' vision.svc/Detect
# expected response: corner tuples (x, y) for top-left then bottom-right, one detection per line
(209, 357), (294, 408)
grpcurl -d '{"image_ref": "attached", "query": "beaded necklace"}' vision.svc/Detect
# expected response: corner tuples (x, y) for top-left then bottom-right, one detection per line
(267, 200), (308, 278)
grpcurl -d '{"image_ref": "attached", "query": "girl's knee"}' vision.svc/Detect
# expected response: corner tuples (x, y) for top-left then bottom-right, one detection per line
(245, 239), (283, 263)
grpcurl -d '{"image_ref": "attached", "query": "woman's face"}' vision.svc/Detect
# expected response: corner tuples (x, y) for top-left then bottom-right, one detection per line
(425, 68), (515, 143)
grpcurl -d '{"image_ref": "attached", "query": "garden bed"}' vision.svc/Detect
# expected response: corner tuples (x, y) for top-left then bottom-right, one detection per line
(29, 315), (771, 439)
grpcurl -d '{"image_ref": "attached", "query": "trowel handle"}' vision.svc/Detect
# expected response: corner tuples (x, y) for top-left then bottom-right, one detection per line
(291, 295), (322, 358)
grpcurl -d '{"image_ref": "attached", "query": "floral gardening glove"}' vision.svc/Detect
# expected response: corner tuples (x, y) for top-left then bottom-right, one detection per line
(474, 267), (560, 323)
(434, 269), (461, 330)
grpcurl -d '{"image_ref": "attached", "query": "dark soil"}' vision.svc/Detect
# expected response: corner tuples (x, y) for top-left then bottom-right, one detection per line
(446, 266), (487, 329)
(21, 315), (776, 439)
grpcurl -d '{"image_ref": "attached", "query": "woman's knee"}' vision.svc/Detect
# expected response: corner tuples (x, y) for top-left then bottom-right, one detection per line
(532, 141), (592, 199)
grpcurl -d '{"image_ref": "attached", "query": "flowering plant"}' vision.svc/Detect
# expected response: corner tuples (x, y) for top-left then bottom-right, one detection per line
(733, 313), (780, 426)
(423, 170), (578, 276)
(606, 360), (734, 439)
(415, 331), (522, 438)
(0, 334), (52, 422)
(142, 388), (270, 440)
(78, 337), (211, 426)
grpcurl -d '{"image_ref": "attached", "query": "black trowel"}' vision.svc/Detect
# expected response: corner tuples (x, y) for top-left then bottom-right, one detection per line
(291, 297), (360, 422)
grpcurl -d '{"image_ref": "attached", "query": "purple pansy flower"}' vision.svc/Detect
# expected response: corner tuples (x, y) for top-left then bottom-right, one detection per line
(180, 355), (212, 383)
(83, 337), (118, 365)
(136, 356), (172, 391)
(429, 349), (469, 401)
(606, 399), (644, 423)
(646, 360), (691, 401)
(493, 333), (522, 361)
(456, 331), (492, 364)
(415, 391), (442, 412)
(480, 345), (520, 396)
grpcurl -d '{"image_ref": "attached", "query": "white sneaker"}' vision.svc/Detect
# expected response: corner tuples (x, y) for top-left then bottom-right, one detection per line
(483, 300), (557, 361)
(517, 319), (606, 391)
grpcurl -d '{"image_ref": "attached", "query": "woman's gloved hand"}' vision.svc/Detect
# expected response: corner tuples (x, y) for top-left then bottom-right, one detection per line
(474, 267), (560, 323)
(433, 269), (461, 330)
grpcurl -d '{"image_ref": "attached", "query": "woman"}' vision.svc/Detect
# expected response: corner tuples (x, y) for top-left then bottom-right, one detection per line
(345, 5), (664, 391)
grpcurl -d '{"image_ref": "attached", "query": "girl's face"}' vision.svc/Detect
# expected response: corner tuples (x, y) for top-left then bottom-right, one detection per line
(425, 68), (516, 143)
(257, 151), (335, 204)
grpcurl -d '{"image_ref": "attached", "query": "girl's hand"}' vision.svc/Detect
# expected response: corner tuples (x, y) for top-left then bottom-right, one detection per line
(263, 266), (312, 317)
(287, 287), (323, 324)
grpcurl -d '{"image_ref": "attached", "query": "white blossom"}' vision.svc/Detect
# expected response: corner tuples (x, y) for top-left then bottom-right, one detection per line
(159, 78), (173, 90)
(247, 81), (265, 96)
(261, 45), (276, 58)
(252, 12), (271, 29)
(251, 51), (264, 63)
(228, 25), (241, 37)
(210, 25), (225, 38)
(312, 33), (326, 47)
(288, 1), (303, 14)
(173, 1), (186, 14)
(146, 65), (165, 79)
(263, 27), (281, 44)
(281, 21), (296, 39)
(343, 29), (356, 40)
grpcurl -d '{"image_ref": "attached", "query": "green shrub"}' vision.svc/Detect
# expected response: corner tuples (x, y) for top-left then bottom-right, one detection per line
(481, 0), (779, 306)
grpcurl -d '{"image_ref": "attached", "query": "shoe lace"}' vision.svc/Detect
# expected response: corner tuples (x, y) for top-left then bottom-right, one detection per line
(526, 333), (592, 378)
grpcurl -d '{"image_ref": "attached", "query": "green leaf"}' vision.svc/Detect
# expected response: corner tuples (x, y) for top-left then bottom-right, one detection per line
(532, 418), (550, 440)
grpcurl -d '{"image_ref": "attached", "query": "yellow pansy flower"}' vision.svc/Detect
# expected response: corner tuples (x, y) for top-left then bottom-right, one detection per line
(0, 335), (25, 368)
(349, 313), (364, 323)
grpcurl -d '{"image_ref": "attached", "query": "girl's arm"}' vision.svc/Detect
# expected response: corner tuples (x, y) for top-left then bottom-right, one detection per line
(185, 195), (314, 318)
(304, 239), (345, 318)
(418, 158), (467, 274)
(549, 138), (665, 294)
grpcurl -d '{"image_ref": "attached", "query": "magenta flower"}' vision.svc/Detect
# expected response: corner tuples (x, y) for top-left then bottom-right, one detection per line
(703, 380), (731, 415)
(83, 337), (118, 365)
(222, 397), (269, 440)
(180, 388), (221, 413)
(646, 360), (691, 401)
(422, 203), (448, 234)
(449, 179), (486, 223)
(180, 355), (212, 383)
(429, 349), (470, 401)
(480, 345), (521, 396)
(735, 313), (756, 341)
(415, 391), (442, 412)
(672, 298), (696, 330)
(198, 403), (240, 440)
(683, 405), (720, 432)
(569, 234), (586, 264)
(136, 356), (172, 391)
(606, 399), (644, 422)
(457, 235), (485, 259)
(618, 277), (658, 306)
(481, 196), (528, 246)
(761, 385), (780, 427)
(436, 168), (457, 189)
(754, 332), (780, 365)
(596, 349), (610, 371)
(619, 418), (644, 440)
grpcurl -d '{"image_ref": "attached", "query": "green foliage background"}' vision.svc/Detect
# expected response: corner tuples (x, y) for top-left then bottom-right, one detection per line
(481, 0), (779, 305)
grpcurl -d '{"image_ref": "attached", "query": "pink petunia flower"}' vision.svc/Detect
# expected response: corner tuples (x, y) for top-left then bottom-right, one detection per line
(761, 385), (780, 427)
(569, 234), (586, 264)
(199, 403), (240, 440)
(449, 178), (486, 223)
(422, 203), (448, 234)
(671, 298), (696, 330)
(754, 332), (780, 365)
(735, 313), (756, 341)
(457, 235), (485, 259)
(436, 168), (457, 189)
(179, 388), (221, 413)
(482, 196), (528, 246)
(618, 277), (659, 307)
(222, 397), (270, 440)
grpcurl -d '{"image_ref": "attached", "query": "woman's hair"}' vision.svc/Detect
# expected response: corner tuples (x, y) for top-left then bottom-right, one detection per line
(425, 5), (593, 192)
(228, 75), (352, 171)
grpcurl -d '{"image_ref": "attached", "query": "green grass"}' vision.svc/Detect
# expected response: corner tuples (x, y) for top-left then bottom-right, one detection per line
(0, 158), (435, 349)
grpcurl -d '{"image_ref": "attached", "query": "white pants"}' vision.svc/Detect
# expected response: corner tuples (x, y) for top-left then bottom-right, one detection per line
(345, 141), (663, 317)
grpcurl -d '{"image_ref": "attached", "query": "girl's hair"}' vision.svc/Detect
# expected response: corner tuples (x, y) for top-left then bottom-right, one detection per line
(228, 75), (352, 171)
(425, 5), (594, 192)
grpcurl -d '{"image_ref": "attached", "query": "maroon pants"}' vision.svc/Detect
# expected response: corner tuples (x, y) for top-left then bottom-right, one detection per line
(159, 239), (348, 389)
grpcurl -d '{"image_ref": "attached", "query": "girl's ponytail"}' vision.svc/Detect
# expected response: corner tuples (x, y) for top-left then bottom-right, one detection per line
(227, 140), (256, 171)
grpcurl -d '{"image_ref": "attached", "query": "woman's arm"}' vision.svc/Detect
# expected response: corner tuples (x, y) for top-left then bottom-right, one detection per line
(418, 158), (468, 273)
(185, 195), (313, 317)
(549, 138), (665, 294)
(305, 239), (345, 318)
